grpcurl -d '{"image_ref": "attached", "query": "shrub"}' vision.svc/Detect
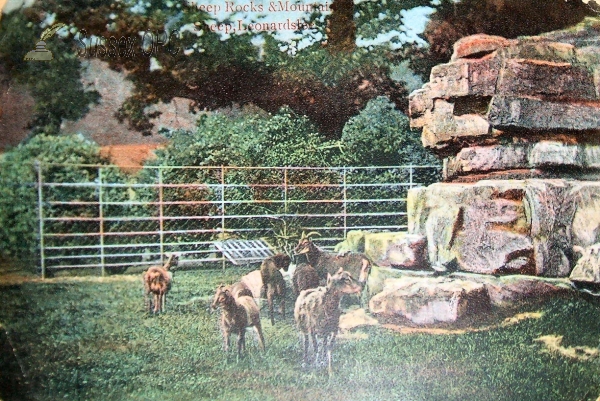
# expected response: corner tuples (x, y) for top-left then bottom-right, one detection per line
(0, 134), (108, 258)
(340, 96), (439, 167)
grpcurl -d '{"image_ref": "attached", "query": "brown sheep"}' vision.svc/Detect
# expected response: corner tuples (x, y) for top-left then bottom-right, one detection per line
(294, 268), (362, 375)
(260, 253), (291, 325)
(211, 285), (265, 359)
(143, 254), (179, 314)
(292, 263), (320, 296)
(294, 234), (371, 287)
(228, 281), (253, 300)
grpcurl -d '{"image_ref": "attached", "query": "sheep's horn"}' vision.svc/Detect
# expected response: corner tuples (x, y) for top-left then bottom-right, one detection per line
(305, 231), (321, 238)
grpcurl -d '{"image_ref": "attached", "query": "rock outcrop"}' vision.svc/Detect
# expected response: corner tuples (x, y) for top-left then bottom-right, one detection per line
(570, 243), (600, 285)
(369, 272), (571, 325)
(406, 18), (600, 279)
(409, 18), (600, 182)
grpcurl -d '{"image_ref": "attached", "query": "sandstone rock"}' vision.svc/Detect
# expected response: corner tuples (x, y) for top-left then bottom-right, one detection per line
(444, 143), (600, 180)
(409, 181), (533, 275)
(570, 243), (600, 284)
(428, 58), (500, 99)
(366, 265), (430, 299)
(500, 40), (576, 63)
(408, 179), (600, 277)
(496, 59), (596, 100)
(455, 273), (572, 307)
(382, 234), (428, 270)
(444, 144), (529, 179)
(421, 105), (492, 149)
(488, 96), (600, 131)
(334, 230), (368, 254)
(363, 232), (410, 264)
(529, 141), (582, 168)
(369, 276), (491, 325)
(451, 34), (513, 61)
(408, 21), (600, 154)
(368, 273), (571, 325)
(569, 182), (600, 248)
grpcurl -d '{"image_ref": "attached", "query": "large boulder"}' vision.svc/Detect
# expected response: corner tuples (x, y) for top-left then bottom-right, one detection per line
(363, 232), (409, 264)
(380, 234), (428, 270)
(369, 276), (491, 325)
(570, 243), (600, 284)
(369, 273), (571, 326)
(408, 179), (600, 277)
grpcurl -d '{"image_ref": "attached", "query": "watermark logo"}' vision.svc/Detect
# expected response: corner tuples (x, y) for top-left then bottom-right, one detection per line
(76, 30), (180, 58)
(24, 22), (65, 61)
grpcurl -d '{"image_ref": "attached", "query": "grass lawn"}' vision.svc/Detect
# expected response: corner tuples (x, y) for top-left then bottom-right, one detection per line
(1, 263), (600, 401)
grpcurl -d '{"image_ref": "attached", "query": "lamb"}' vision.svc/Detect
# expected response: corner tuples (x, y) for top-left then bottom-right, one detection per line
(143, 253), (179, 314)
(259, 253), (291, 325)
(211, 284), (265, 359)
(292, 263), (320, 296)
(294, 232), (372, 287)
(294, 268), (362, 375)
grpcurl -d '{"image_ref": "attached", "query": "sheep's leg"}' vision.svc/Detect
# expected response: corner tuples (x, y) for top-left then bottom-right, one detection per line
(237, 330), (245, 360)
(302, 334), (310, 366)
(267, 287), (275, 326)
(144, 289), (151, 313)
(311, 333), (319, 366)
(223, 328), (230, 353)
(326, 333), (336, 376)
(279, 289), (285, 320)
(153, 293), (160, 314)
(254, 324), (265, 351)
(161, 291), (166, 313)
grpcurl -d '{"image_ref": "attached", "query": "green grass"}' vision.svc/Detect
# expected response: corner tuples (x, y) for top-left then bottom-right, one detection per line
(1, 266), (600, 401)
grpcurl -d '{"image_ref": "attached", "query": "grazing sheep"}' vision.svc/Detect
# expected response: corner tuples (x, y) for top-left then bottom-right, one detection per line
(143, 254), (179, 314)
(294, 233), (372, 288)
(211, 285), (265, 359)
(228, 281), (254, 299)
(294, 268), (362, 375)
(260, 253), (291, 325)
(292, 263), (320, 296)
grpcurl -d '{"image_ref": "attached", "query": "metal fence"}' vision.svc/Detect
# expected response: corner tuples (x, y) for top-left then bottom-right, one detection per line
(36, 163), (440, 276)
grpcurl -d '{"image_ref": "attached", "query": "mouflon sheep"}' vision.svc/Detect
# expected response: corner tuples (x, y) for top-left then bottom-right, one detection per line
(294, 268), (362, 375)
(260, 253), (291, 325)
(294, 233), (371, 288)
(143, 254), (179, 314)
(292, 263), (320, 296)
(211, 284), (265, 359)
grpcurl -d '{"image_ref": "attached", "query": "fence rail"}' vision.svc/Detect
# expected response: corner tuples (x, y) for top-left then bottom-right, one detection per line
(36, 163), (440, 276)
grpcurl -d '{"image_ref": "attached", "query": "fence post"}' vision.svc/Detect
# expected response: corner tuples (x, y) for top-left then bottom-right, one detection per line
(283, 167), (288, 215)
(343, 167), (347, 240)
(157, 168), (165, 264)
(35, 161), (46, 279)
(98, 167), (105, 276)
(221, 165), (226, 269)
(409, 165), (414, 190)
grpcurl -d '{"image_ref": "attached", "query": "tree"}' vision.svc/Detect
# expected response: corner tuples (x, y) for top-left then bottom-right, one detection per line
(411, 0), (594, 79)
(326, 0), (356, 53)
(340, 96), (438, 166)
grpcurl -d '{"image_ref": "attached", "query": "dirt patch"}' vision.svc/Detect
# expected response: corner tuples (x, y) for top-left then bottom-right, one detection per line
(535, 335), (599, 360)
(381, 311), (544, 335)
(339, 308), (379, 331)
(0, 273), (140, 286)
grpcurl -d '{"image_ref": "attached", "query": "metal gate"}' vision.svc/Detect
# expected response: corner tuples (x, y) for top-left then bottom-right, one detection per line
(35, 163), (440, 276)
